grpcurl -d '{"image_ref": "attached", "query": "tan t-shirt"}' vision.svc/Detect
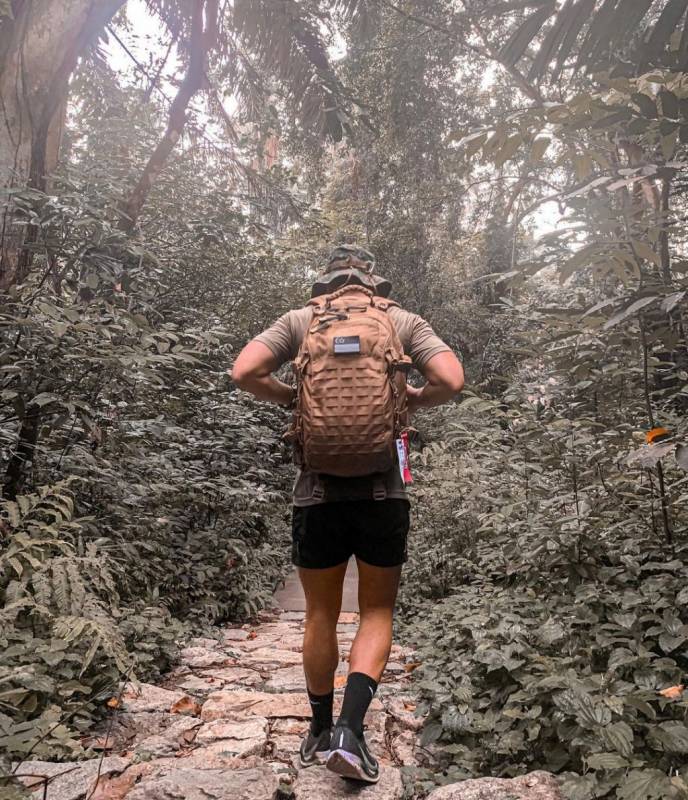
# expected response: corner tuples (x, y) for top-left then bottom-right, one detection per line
(253, 304), (451, 506)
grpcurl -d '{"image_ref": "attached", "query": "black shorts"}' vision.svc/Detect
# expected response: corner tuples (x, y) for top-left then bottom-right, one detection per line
(291, 499), (410, 569)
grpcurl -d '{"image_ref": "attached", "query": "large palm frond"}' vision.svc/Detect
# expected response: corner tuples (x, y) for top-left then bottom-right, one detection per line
(497, 0), (688, 81)
(232, 0), (364, 141)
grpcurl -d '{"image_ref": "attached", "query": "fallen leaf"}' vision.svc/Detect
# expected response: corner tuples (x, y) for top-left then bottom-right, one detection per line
(170, 695), (201, 716)
(403, 662), (421, 673)
(247, 631), (258, 640)
(89, 735), (115, 751)
(659, 685), (684, 700)
(334, 675), (347, 688)
(403, 701), (416, 711)
(646, 427), (670, 444)
(181, 729), (198, 744)
(106, 697), (121, 709)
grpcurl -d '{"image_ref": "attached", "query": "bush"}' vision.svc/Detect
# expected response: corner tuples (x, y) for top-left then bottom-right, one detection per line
(400, 396), (688, 800)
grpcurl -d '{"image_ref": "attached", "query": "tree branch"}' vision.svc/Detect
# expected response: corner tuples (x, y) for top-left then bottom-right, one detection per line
(119, 0), (212, 233)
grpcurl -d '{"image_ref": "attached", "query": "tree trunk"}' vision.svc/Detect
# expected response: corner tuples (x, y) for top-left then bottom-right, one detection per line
(0, 0), (126, 287)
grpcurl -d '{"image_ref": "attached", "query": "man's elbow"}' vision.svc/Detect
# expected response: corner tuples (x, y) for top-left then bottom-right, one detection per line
(230, 363), (251, 389)
(444, 362), (465, 395)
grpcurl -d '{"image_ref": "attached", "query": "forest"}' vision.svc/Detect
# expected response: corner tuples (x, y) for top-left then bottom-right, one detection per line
(1, 0), (688, 798)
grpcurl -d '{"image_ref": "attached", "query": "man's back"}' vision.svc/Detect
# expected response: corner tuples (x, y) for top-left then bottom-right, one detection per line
(252, 300), (452, 505)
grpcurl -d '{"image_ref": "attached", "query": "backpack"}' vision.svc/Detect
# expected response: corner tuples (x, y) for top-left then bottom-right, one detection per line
(289, 285), (412, 477)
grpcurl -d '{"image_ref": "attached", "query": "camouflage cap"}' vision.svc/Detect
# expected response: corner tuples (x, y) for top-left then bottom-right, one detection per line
(325, 244), (376, 272)
(311, 244), (392, 298)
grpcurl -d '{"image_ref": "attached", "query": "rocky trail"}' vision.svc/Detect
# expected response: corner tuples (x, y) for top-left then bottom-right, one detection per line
(14, 563), (562, 800)
(15, 563), (423, 800)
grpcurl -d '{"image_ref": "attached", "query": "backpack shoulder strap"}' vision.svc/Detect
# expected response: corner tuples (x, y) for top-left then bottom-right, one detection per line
(372, 296), (399, 312)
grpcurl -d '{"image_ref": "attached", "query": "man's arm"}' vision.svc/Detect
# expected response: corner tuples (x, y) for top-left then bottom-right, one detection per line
(231, 341), (295, 407)
(407, 350), (464, 414)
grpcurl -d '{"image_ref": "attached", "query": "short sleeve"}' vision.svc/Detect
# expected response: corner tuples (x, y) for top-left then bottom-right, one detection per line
(252, 311), (300, 367)
(393, 308), (452, 370)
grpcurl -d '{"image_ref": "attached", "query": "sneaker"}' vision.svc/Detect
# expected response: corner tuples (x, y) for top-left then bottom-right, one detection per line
(326, 724), (380, 783)
(299, 726), (332, 767)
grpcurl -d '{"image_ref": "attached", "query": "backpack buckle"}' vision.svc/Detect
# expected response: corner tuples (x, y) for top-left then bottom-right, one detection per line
(311, 480), (325, 501)
(372, 479), (387, 501)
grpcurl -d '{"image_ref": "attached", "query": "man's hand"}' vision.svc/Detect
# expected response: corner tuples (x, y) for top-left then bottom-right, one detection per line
(406, 351), (464, 414)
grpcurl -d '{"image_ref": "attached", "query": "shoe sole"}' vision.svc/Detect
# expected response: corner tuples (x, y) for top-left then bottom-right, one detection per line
(326, 749), (380, 783)
(299, 750), (330, 768)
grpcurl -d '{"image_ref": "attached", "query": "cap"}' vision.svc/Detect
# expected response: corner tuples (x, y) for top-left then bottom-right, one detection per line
(311, 244), (392, 298)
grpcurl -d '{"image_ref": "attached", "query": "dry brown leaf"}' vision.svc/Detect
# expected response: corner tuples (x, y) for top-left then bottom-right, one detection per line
(89, 735), (114, 751)
(403, 662), (421, 673)
(334, 675), (347, 688)
(106, 697), (120, 709)
(646, 427), (670, 444)
(403, 701), (416, 711)
(170, 695), (202, 716)
(247, 631), (258, 640)
(181, 729), (198, 744)
(659, 684), (684, 700)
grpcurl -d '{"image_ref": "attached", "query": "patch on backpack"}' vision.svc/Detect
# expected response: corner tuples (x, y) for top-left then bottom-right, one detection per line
(333, 335), (361, 355)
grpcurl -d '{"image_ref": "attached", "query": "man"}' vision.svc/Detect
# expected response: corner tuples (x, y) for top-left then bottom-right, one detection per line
(231, 245), (463, 782)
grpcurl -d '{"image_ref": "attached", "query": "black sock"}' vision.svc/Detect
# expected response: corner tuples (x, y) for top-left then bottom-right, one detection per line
(307, 688), (334, 736)
(336, 672), (378, 737)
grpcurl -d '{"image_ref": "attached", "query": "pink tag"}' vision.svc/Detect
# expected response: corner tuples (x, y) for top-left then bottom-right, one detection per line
(396, 434), (413, 485)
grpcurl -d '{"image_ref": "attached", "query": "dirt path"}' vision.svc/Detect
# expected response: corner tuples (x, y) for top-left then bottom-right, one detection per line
(17, 567), (423, 799)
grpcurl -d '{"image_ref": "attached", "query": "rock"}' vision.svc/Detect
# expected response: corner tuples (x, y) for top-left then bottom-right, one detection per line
(195, 717), (268, 758)
(271, 718), (309, 736)
(91, 711), (169, 750)
(389, 730), (416, 766)
(278, 611), (305, 621)
(135, 717), (201, 757)
(264, 665), (306, 691)
(180, 646), (228, 669)
(201, 690), (312, 720)
(199, 666), (263, 688)
(295, 764), (403, 798)
(336, 623), (358, 634)
(125, 766), (281, 800)
(425, 772), (564, 800)
(383, 697), (424, 732)
(121, 682), (186, 713)
(238, 647), (303, 668)
(16, 756), (130, 800)
(224, 628), (250, 642)
(176, 674), (224, 694)
(197, 737), (266, 760)
(186, 636), (222, 649)
(202, 690), (382, 721)
(338, 612), (359, 624)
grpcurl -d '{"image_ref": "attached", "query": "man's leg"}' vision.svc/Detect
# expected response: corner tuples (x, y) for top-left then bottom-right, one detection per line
(349, 559), (402, 681)
(299, 562), (348, 737)
(327, 559), (401, 782)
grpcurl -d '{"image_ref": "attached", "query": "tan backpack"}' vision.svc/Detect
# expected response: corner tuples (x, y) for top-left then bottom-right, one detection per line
(289, 285), (411, 477)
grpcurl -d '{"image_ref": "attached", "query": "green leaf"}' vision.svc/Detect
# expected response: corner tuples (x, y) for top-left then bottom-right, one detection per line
(631, 240), (661, 266)
(494, 133), (523, 168)
(599, 721), (634, 758)
(586, 752), (629, 770)
(530, 136), (551, 163)
(650, 722), (688, 753)
(618, 769), (673, 800)
(603, 296), (659, 330)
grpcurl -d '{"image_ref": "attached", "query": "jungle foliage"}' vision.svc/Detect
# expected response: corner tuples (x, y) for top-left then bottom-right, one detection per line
(1, 1), (688, 798)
